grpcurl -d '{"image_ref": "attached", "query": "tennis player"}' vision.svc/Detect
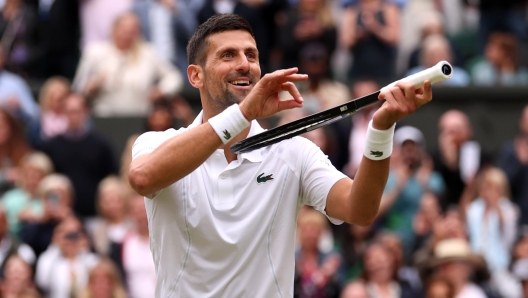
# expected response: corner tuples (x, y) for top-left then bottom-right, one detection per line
(129, 14), (432, 297)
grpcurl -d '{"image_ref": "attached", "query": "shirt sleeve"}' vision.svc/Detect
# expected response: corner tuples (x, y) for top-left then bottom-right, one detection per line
(299, 139), (348, 225)
(131, 129), (183, 160)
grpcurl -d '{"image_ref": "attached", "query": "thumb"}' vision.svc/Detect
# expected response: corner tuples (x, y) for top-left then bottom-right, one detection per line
(277, 98), (304, 112)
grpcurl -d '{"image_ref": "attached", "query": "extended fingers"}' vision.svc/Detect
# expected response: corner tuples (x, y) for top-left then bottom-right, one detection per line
(281, 82), (303, 104)
(260, 68), (308, 85)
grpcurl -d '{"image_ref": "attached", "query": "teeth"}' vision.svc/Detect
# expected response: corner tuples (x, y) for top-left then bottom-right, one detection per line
(231, 80), (250, 86)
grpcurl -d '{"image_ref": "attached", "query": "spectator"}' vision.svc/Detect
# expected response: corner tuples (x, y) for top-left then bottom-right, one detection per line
(340, 279), (369, 298)
(469, 31), (528, 86)
(276, 0), (337, 70)
(433, 110), (485, 209)
(0, 108), (30, 195)
(411, 192), (442, 255)
(338, 223), (375, 281)
(20, 173), (75, 257)
(361, 242), (418, 298)
(343, 78), (382, 177)
(80, 0), (133, 49)
(72, 12), (183, 117)
(0, 0), (39, 77)
(119, 195), (155, 298)
(378, 126), (445, 252)
(427, 238), (487, 298)
(424, 276), (454, 298)
(0, 255), (39, 298)
(466, 167), (518, 272)
(27, 76), (70, 148)
(146, 98), (175, 132)
(78, 258), (128, 298)
(340, 0), (399, 84)
(40, 94), (118, 219)
(0, 47), (39, 122)
(1, 151), (53, 238)
(498, 106), (528, 226)
(87, 176), (131, 257)
(31, 0), (80, 80)
(296, 42), (350, 113)
(35, 216), (98, 298)
(406, 35), (470, 87)
(294, 207), (342, 298)
(0, 207), (35, 272)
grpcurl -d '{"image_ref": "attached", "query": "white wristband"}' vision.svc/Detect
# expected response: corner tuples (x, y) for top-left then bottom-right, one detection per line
(363, 120), (396, 160)
(208, 104), (250, 144)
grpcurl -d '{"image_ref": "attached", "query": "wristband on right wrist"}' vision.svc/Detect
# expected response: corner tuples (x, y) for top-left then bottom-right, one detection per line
(363, 120), (396, 161)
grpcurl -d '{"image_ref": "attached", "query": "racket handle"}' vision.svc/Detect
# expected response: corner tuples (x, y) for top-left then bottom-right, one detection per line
(384, 61), (454, 89)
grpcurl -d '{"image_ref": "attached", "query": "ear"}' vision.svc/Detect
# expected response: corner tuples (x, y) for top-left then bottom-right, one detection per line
(187, 64), (204, 89)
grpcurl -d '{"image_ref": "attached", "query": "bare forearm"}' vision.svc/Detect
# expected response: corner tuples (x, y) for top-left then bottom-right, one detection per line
(129, 123), (223, 196)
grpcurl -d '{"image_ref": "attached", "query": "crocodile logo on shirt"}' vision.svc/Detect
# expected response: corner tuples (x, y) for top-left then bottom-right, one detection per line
(223, 129), (231, 140)
(370, 151), (383, 158)
(257, 173), (274, 184)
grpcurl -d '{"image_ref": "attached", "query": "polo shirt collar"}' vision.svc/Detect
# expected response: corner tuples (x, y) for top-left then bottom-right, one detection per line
(189, 110), (265, 163)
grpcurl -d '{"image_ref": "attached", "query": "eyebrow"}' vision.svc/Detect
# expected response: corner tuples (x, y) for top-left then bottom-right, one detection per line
(219, 46), (258, 54)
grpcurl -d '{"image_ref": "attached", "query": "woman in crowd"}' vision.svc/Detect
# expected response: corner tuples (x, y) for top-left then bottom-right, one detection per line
(0, 108), (30, 195)
(27, 76), (70, 147)
(72, 12), (182, 117)
(87, 176), (131, 257)
(0, 255), (39, 298)
(276, 0), (337, 70)
(466, 167), (519, 272)
(78, 258), (127, 298)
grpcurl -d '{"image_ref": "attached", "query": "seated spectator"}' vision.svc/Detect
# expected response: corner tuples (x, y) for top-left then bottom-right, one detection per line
(411, 192), (443, 255)
(424, 276), (454, 298)
(340, 0), (399, 84)
(469, 30), (528, 86)
(20, 173), (75, 257)
(294, 207), (342, 297)
(296, 43), (350, 113)
(0, 207), (35, 272)
(433, 110), (485, 209)
(0, 108), (30, 195)
(466, 167), (518, 272)
(145, 98), (175, 132)
(80, 0), (133, 49)
(1, 151), (53, 238)
(119, 195), (155, 298)
(498, 104), (528, 226)
(27, 76), (70, 148)
(276, 0), (337, 70)
(406, 34), (470, 87)
(35, 216), (98, 298)
(340, 279), (369, 298)
(0, 47), (39, 122)
(87, 176), (131, 257)
(378, 126), (445, 252)
(0, 0), (39, 77)
(0, 255), (39, 297)
(427, 238), (487, 298)
(78, 258), (127, 298)
(72, 12), (183, 117)
(361, 241), (419, 297)
(40, 94), (118, 219)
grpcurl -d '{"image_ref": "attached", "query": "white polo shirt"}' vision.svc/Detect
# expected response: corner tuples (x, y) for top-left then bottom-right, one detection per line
(132, 111), (348, 298)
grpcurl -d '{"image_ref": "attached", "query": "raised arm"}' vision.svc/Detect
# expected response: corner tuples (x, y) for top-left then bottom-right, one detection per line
(325, 81), (432, 226)
(128, 68), (307, 197)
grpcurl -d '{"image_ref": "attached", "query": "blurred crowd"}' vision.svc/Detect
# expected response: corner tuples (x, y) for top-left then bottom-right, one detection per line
(0, 0), (526, 297)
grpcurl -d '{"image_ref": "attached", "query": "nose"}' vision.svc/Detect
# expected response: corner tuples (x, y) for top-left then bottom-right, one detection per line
(236, 53), (250, 73)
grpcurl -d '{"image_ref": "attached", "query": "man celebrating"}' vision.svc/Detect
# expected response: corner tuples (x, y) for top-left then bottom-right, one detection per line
(129, 14), (432, 297)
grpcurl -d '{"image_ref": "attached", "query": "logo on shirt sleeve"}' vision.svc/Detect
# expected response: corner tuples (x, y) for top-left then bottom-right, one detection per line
(257, 173), (274, 184)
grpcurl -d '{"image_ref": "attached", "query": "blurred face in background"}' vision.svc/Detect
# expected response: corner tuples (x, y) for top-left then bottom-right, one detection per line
(438, 111), (472, 147)
(64, 95), (88, 131)
(55, 217), (85, 258)
(99, 186), (126, 222)
(478, 168), (508, 206)
(21, 165), (46, 195)
(340, 280), (369, 298)
(438, 260), (472, 286)
(2, 256), (32, 293)
(113, 13), (141, 51)
(426, 279), (453, 298)
(88, 263), (116, 298)
(299, 221), (322, 252)
(364, 244), (395, 283)
(148, 106), (173, 132)
(400, 140), (422, 170)
(45, 81), (69, 114)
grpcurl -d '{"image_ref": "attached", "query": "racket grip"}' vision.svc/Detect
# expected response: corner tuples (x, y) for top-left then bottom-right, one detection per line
(384, 61), (454, 89)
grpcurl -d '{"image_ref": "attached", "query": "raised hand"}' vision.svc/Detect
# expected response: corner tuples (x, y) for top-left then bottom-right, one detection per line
(238, 67), (308, 121)
(372, 81), (432, 130)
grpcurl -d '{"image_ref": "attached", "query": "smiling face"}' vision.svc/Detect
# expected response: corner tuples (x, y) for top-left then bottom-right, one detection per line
(198, 30), (261, 113)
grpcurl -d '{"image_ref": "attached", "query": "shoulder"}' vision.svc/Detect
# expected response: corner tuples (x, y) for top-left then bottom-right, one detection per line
(132, 128), (183, 160)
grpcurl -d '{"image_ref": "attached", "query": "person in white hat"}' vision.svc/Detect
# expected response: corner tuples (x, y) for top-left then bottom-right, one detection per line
(429, 238), (487, 298)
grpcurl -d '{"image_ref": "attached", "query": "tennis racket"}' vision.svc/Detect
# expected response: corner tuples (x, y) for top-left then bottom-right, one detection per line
(231, 61), (454, 154)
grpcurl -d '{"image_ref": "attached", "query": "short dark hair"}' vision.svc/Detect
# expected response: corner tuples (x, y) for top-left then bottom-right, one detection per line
(186, 14), (254, 66)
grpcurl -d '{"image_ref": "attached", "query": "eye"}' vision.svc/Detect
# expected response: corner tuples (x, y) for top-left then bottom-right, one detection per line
(222, 52), (234, 58)
(246, 53), (257, 60)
